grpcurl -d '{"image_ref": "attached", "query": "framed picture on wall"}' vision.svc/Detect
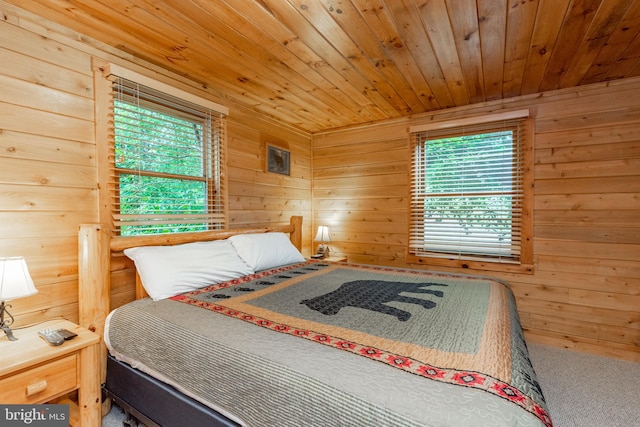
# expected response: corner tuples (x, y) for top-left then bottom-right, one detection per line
(266, 145), (290, 176)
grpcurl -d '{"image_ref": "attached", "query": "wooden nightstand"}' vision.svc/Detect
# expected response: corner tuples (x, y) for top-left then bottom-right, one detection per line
(323, 255), (348, 263)
(0, 319), (101, 427)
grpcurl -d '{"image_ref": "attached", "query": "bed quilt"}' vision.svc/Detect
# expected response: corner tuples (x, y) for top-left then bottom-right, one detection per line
(106, 261), (552, 427)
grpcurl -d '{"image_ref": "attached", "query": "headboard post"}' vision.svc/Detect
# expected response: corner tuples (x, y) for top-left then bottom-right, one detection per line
(78, 224), (111, 386)
(290, 215), (303, 252)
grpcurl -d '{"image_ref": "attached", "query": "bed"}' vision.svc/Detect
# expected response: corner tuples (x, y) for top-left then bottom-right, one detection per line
(78, 216), (552, 427)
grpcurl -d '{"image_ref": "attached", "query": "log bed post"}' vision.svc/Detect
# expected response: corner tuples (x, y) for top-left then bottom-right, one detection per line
(289, 215), (303, 252)
(78, 223), (111, 414)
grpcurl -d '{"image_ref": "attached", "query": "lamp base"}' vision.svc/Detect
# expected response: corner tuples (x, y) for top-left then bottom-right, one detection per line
(0, 301), (17, 341)
(316, 244), (330, 258)
(1, 325), (16, 341)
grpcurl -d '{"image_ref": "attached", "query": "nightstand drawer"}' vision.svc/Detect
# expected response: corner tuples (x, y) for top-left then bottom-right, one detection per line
(0, 354), (77, 404)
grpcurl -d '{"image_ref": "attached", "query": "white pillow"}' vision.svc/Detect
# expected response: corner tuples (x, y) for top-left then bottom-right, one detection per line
(228, 232), (305, 271)
(124, 239), (253, 300)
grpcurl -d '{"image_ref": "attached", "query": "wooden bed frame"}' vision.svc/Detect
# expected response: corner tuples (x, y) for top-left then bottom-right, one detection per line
(77, 215), (303, 422)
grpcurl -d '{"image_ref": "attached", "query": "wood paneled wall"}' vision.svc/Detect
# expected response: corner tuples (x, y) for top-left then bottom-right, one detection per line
(0, 2), (311, 324)
(313, 81), (640, 362)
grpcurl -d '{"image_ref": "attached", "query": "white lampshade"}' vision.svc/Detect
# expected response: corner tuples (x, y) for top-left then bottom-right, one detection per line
(0, 257), (38, 301)
(314, 226), (331, 243)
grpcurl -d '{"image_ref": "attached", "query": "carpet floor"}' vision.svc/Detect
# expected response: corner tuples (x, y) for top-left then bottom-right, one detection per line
(527, 343), (639, 427)
(101, 343), (640, 426)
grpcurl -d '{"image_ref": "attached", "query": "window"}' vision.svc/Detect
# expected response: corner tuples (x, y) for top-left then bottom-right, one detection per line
(408, 111), (533, 273)
(105, 67), (227, 236)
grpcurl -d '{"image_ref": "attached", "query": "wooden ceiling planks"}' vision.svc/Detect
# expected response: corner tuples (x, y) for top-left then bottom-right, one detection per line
(259, 0), (403, 118)
(418, 0), (470, 106)
(519, 0), (571, 95)
(581, 2), (640, 84)
(561, 0), (634, 88)
(201, 0), (390, 124)
(539, 0), (603, 92)
(236, 0), (391, 121)
(278, 0), (411, 115)
(385, 0), (456, 109)
(503, 0), (539, 98)
(445, 0), (485, 104)
(352, 0), (442, 110)
(324, 0), (436, 112)
(7, 0), (640, 132)
(477, 0), (507, 101)
(581, 0), (640, 84)
(161, 0), (351, 128)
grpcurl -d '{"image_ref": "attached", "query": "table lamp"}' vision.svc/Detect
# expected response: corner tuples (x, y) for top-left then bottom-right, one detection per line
(0, 257), (38, 341)
(314, 225), (331, 258)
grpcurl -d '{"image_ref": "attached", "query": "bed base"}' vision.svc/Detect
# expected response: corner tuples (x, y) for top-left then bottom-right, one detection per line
(104, 354), (240, 427)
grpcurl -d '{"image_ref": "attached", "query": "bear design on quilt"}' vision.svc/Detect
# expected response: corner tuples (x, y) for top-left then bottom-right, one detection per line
(301, 280), (447, 321)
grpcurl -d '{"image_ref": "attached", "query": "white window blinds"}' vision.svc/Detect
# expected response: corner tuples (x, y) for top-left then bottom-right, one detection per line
(110, 75), (227, 235)
(410, 115), (530, 264)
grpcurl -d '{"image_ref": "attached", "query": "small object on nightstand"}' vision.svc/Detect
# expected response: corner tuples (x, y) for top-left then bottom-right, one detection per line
(310, 254), (324, 259)
(38, 328), (65, 346)
(56, 328), (78, 340)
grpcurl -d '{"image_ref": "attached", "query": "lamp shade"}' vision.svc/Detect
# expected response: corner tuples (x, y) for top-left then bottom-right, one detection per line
(314, 225), (331, 243)
(0, 257), (37, 301)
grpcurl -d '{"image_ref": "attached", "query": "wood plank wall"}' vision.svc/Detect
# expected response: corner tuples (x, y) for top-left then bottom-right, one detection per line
(0, 2), (312, 323)
(313, 81), (640, 362)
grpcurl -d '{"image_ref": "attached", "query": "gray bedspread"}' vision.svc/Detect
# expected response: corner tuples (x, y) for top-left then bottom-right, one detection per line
(105, 261), (551, 427)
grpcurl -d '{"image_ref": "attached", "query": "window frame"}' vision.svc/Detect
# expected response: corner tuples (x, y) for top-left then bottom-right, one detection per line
(94, 62), (228, 236)
(407, 110), (534, 274)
